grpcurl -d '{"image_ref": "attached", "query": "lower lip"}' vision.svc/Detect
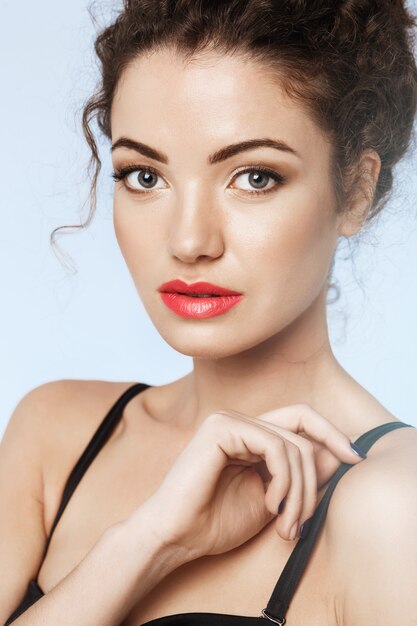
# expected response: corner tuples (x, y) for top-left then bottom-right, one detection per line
(159, 292), (243, 318)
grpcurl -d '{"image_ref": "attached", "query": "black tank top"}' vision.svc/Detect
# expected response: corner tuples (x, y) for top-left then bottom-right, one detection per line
(4, 382), (415, 625)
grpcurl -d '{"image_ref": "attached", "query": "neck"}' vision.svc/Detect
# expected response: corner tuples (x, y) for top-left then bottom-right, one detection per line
(166, 289), (365, 439)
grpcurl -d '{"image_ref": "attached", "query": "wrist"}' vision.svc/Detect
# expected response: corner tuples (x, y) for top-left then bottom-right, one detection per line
(114, 499), (192, 579)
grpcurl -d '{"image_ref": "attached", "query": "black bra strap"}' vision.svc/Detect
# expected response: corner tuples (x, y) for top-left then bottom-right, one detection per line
(41, 382), (151, 559)
(262, 420), (415, 624)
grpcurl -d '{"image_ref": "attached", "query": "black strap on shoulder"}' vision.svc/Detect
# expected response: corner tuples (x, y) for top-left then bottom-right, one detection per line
(41, 382), (151, 559)
(262, 420), (415, 624)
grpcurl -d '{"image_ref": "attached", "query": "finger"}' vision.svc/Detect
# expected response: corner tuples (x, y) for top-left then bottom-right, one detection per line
(204, 412), (292, 512)
(268, 439), (304, 541)
(221, 409), (321, 528)
(224, 407), (349, 512)
(292, 436), (318, 528)
(262, 433), (317, 536)
(226, 405), (366, 465)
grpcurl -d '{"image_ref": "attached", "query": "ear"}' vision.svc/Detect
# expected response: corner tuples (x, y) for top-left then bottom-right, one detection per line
(337, 149), (381, 238)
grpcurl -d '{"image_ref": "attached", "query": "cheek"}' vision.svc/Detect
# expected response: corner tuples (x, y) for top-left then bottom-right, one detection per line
(113, 201), (170, 313)
(237, 191), (338, 308)
(113, 201), (153, 275)
(113, 207), (134, 266)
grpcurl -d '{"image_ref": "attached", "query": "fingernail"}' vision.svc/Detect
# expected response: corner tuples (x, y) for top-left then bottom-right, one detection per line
(289, 521), (298, 541)
(278, 498), (286, 514)
(350, 442), (367, 459)
(299, 517), (312, 539)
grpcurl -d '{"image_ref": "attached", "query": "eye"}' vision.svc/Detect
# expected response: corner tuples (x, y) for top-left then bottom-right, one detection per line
(112, 164), (286, 196)
(112, 165), (166, 193)
(230, 166), (286, 195)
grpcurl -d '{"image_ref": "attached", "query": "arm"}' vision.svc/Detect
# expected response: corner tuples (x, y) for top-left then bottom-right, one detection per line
(11, 505), (187, 626)
(330, 433), (417, 625)
(0, 382), (187, 626)
(0, 385), (48, 621)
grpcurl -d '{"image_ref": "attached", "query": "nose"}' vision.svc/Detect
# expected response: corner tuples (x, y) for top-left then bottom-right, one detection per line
(167, 188), (225, 264)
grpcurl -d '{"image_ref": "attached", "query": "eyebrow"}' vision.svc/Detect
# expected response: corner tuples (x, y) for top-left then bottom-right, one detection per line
(111, 137), (301, 164)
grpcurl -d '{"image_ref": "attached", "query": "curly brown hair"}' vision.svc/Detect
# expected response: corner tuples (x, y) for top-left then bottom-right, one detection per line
(52, 0), (417, 295)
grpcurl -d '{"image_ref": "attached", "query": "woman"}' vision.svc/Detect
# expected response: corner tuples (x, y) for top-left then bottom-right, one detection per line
(1, 0), (417, 624)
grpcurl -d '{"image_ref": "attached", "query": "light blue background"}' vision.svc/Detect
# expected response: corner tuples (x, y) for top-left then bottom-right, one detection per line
(1, 0), (416, 437)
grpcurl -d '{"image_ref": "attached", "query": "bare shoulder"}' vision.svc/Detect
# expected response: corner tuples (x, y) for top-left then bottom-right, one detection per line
(3, 379), (145, 526)
(0, 379), (144, 619)
(327, 422), (417, 525)
(325, 423), (417, 625)
(4, 379), (140, 450)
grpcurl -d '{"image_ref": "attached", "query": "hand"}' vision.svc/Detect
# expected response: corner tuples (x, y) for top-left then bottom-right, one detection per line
(140, 404), (365, 562)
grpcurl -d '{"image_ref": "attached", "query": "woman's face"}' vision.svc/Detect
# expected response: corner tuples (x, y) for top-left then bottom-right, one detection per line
(110, 48), (345, 358)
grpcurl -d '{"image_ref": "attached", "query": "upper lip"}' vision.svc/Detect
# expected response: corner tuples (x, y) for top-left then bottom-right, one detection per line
(158, 279), (242, 296)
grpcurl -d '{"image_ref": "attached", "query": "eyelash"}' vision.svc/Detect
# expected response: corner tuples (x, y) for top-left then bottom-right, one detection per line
(111, 163), (286, 196)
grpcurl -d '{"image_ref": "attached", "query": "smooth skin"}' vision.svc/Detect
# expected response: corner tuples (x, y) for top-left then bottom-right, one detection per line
(0, 384), (369, 626)
(1, 47), (417, 625)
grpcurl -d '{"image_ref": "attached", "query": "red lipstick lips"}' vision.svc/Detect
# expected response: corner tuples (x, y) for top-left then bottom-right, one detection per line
(157, 279), (243, 319)
(158, 279), (242, 296)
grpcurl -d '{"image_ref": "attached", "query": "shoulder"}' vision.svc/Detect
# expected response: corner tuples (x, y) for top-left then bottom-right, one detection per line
(2, 379), (145, 526)
(3, 379), (140, 449)
(2, 378), (144, 483)
(325, 423), (417, 625)
(327, 422), (417, 526)
(0, 379), (143, 619)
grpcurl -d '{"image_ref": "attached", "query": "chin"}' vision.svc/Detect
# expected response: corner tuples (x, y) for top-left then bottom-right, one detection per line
(157, 324), (276, 360)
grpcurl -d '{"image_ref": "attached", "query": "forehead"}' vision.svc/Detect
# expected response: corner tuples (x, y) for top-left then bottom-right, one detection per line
(111, 48), (329, 162)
